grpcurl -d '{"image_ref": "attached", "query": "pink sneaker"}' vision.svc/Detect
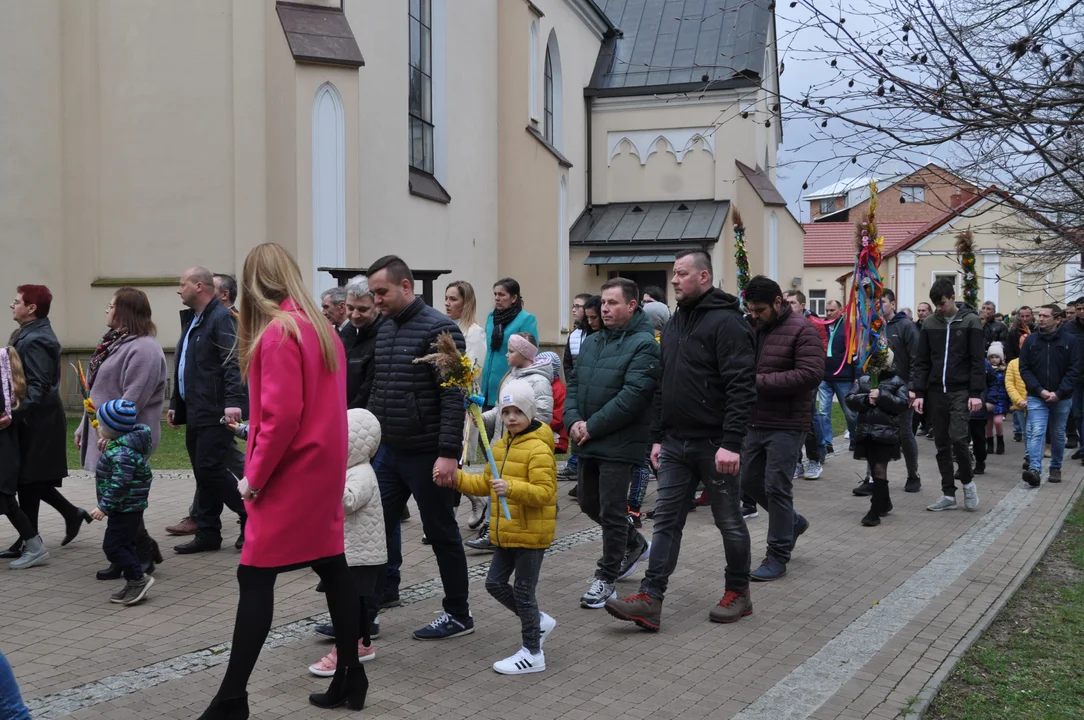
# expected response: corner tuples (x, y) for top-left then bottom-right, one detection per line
(358, 640), (376, 663)
(308, 646), (338, 677)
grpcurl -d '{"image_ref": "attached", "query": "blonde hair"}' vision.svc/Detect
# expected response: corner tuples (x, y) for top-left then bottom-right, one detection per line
(446, 280), (478, 336)
(238, 243), (339, 379)
(2, 346), (26, 410)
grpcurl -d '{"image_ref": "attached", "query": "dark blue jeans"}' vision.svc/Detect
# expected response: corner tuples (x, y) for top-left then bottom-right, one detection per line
(739, 428), (806, 564)
(640, 436), (751, 599)
(485, 547), (545, 652)
(0, 650), (30, 720)
(374, 445), (470, 619)
(103, 511), (144, 581)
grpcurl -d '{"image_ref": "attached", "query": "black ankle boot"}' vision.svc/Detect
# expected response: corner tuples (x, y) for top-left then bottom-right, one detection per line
(0, 539), (23, 559)
(309, 664), (368, 710)
(861, 507), (881, 527)
(986, 437), (994, 453)
(62, 508), (92, 546)
(96, 563), (123, 581)
(996, 435), (1005, 455)
(197, 694), (249, 720)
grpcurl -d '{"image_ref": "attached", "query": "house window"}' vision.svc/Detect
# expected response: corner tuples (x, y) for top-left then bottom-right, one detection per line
(809, 290), (827, 317)
(819, 198), (835, 215)
(543, 46), (554, 144)
(529, 22), (540, 122)
(934, 272), (958, 293)
(900, 185), (925, 203)
(409, 0), (434, 174)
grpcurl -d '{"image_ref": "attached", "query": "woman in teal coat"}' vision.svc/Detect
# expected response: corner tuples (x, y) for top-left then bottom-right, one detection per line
(481, 278), (538, 408)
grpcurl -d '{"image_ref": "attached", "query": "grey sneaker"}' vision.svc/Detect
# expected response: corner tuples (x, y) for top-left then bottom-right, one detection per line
(962, 483), (979, 510)
(9, 535), (49, 569)
(1048, 467), (1062, 483)
(110, 585), (129, 603)
(466, 525), (493, 551)
(927, 496), (958, 512)
(580, 578), (616, 609)
(617, 538), (650, 580)
(792, 462), (804, 480)
(114, 575), (154, 605)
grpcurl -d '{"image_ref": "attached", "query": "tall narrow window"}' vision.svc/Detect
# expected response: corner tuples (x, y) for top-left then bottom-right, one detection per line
(409, 0), (434, 174)
(529, 22), (540, 121)
(544, 47), (554, 144)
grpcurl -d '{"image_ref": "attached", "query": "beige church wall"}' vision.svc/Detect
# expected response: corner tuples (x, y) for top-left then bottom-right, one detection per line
(803, 266), (852, 305)
(348, 0), (498, 309)
(0, 0), (66, 335)
(607, 138), (715, 203)
(776, 212), (805, 294)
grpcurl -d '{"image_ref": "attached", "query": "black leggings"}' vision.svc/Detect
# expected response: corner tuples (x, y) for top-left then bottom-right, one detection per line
(865, 444), (894, 513)
(215, 554), (359, 700)
(0, 494), (34, 541)
(18, 485), (78, 535)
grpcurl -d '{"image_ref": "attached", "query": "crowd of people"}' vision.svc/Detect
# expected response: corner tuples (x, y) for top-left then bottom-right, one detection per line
(1, 246), (1082, 719)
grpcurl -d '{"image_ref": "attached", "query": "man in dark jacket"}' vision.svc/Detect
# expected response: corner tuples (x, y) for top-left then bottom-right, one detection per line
(912, 279), (986, 512)
(564, 277), (659, 609)
(739, 276), (822, 581)
(871, 289), (921, 492)
(604, 250), (755, 631)
(367, 255), (472, 641)
(980, 301), (1008, 351)
(1063, 297), (1084, 459)
(340, 280), (386, 409)
(817, 300), (858, 458)
(1019, 304), (1080, 486)
(168, 267), (248, 553)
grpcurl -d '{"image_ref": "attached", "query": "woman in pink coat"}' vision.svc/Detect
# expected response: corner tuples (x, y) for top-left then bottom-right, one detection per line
(198, 244), (364, 720)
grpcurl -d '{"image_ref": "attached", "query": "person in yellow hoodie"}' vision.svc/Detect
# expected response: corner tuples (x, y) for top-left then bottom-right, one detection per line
(441, 378), (557, 675)
(1005, 333), (1030, 468)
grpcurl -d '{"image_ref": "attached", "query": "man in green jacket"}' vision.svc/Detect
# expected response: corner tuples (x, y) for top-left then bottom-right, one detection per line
(565, 277), (660, 609)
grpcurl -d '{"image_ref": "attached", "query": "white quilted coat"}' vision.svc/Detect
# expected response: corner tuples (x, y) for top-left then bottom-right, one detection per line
(344, 409), (387, 567)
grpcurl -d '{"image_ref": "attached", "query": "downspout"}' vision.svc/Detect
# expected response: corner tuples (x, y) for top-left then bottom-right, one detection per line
(586, 95), (594, 211)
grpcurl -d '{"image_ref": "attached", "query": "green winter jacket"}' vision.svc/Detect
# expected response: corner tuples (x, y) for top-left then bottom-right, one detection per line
(563, 308), (660, 463)
(95, 425), (153, 515)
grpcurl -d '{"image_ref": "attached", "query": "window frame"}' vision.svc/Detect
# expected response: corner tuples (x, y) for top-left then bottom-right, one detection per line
(808, 290), (827, 317)
(818, 197), (835, 215)
(543, 46), (554, 145)
(900, 185), (926, 203)
(408, 0), (435, 175)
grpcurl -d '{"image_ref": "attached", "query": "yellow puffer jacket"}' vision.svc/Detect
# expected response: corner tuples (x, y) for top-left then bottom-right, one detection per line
(1005, 358), (1027, 411)
(456, 421), (557, 549)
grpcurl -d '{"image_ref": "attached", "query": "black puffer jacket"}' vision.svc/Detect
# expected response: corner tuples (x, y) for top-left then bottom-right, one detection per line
(368, 298), (466, 459)
(845, 372), (910, 444)
(170, 296), (248, 427)
(651, 288), (756, 453)
(10, 318), (68, 485)
(341, 314), (386, 409)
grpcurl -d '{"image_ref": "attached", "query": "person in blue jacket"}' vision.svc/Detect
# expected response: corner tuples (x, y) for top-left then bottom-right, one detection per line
(481, 278), (539, 408)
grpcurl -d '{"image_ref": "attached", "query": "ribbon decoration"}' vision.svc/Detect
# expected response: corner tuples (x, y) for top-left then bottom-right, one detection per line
(0, 348), (13, 415)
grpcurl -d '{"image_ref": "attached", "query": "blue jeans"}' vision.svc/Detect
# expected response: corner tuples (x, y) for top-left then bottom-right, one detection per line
(1013, 409), (1026, 437)
(0, 650), (30, 720)
(1026, 397), (1072, 473)
(641, 436), (751, 598)
(565, 453), (579, 474)
(817, 380), (857, 449)
(374, 445), (470, 619)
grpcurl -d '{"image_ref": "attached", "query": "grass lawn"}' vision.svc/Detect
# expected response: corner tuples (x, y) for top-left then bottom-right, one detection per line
(65, 405), (851, 471)
(924, 491), (1084, 719)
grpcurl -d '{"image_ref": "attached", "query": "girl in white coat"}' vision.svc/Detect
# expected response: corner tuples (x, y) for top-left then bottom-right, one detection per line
(309, 408), (387, 675)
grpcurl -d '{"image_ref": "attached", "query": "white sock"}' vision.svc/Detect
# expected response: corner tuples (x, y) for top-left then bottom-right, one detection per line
(944, 495), (956, 501)
(962, 482), (976, 489)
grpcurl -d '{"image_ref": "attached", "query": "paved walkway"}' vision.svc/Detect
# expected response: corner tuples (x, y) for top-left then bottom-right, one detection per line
(4, 433), (1082, 720)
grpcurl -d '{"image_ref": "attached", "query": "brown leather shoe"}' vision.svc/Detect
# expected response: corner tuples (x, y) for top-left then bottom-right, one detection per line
(709, 589), (752, 623)
(604, 592), (662, 631)
(165, 517), (198, 536)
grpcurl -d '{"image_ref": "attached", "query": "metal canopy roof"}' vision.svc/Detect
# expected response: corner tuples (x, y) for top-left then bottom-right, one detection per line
(584, 250), (678, 265)
(570, 200), (729, 245)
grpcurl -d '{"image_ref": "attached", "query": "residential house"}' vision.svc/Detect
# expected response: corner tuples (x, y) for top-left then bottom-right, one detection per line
(804, 164), (978, 224)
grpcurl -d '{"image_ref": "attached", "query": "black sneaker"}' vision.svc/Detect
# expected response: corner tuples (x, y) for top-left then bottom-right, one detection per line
(568, 485), (578, 498)
(1048, 467), (1062, 483)
(974, 462), (985, 476)
(1023, 469), (1041, 488)
(627, 511), (643, 529)
(904, 476), (921, 493)
(742, 505), (758, 519)
(861, 508), (881, 527)
(853, 478), (873, 496)
(617, 537), (650, 580)
(1072, 448), (1084, 460)
(314, 624), (335, 639)
(413, 612), (474, 640)
(1014, 432), (1022, 442)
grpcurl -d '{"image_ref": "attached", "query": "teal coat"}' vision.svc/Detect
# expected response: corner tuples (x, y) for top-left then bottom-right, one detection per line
(481, 309), (539, 406)
(563, 309), (660, 463)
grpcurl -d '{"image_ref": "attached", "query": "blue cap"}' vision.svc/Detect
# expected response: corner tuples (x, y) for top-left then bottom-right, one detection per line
(98, 399), (138, 435)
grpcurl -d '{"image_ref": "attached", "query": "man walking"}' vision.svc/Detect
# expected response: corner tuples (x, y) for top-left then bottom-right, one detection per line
(604, 250), (755, 630)
(739, 276), (822, 581)
(341, 279), (386, 409)
(168, 267), (248, 553)
(856, 289), (921, 494)
(912, 279), (986, 512)
(817, 300), (858, 457)
(1019, 304), (1080, 486)
(366, 255), (472, 639)
(564, 278), (659, 608)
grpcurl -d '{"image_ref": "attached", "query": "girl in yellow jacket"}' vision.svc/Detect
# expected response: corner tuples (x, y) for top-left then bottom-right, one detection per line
(443, 378), (557, 675)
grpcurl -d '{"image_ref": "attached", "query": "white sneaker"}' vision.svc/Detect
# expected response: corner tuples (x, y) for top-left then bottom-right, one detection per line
(927, 496), (958, 512)
(580, 578), (616, 609)
(539, 612), (556, 648)
(804, 461), (823, 479)
(493, 647), (546, 675)
(844, 430), (851, 439)
(962, 483), (979, 511)
(468, 496), (487, 529)
(792, 462), (805, 480)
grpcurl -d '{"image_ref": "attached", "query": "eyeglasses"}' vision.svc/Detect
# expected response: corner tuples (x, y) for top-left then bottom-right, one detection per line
(572, 304), (585, 310)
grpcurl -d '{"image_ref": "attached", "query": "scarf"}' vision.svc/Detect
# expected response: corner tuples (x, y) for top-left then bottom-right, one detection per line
(88, 329), (128, 388)
(0, 348), (13, 415)
(490, 299), (523, 352)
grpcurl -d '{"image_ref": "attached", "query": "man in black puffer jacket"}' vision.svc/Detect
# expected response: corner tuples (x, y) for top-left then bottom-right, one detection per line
(366, 255), (472, 641)
(605, 249), (755, 632)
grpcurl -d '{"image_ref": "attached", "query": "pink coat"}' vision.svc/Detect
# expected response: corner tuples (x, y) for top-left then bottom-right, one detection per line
(240, 299), (348, 568)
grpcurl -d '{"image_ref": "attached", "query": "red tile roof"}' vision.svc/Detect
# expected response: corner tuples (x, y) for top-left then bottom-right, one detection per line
(803, 221), (927, 266)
